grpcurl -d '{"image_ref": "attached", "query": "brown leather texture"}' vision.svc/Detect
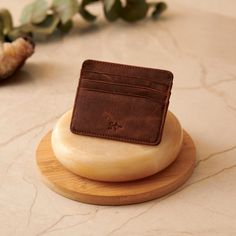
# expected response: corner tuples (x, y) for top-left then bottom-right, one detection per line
(70, 60), (173, 145)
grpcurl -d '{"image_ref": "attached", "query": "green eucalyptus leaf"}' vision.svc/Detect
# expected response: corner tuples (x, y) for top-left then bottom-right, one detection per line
(58, 20), (73, 33)
(79, 10), (96, 22)
(6, 27), (32, 41)
(0, 8), (13, 35)
(79, 0), (98, 22)
(103, 0), (122, 22)
(152, 2), (167, 19)
(20, 0), (48, 24)
(31, 14), (60, 34)
(52, 0), (78, 24)
(1, 0), (168, 43)
(121, 0), (148, 22)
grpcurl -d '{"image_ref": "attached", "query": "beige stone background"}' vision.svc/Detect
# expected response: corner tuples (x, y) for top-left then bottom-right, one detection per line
(0, 0), (236, 235)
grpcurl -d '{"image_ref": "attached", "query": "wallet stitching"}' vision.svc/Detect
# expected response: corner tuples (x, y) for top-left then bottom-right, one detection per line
(81, 77), (169, 96)
(82, 69), (172, 87)
(80, 87), (167, 106)
(83, 60), (173, 84)
(82, 70), (172, 87)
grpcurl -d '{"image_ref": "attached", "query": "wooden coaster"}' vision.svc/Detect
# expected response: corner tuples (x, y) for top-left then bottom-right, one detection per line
(36, 131), (196, 205)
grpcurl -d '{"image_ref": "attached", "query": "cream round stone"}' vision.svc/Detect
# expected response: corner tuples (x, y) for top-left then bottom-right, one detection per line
(51, 110), (183, 182)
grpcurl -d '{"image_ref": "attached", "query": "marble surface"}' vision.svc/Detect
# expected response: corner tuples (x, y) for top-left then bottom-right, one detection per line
(0, 0), (236, 235)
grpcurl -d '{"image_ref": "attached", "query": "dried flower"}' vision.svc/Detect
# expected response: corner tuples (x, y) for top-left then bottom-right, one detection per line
(0, 37), (34, 80)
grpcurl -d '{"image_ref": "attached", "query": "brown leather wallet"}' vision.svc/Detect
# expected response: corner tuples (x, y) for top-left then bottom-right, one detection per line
(70, 60), (173, 145)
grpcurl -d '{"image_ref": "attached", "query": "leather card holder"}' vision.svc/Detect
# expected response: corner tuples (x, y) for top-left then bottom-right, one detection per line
(70, 60), (173, 145)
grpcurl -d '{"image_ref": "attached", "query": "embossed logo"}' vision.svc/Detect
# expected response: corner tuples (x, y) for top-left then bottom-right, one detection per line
(104, 113), (122, 131)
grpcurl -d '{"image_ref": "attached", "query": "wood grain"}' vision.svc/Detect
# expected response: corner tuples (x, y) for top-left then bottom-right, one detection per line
(36, 130), (196, 205)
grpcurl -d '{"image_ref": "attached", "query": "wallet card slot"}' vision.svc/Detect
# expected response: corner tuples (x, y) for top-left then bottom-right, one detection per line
(82, 60), (173, 86)
(81, 77), (169, 100)
(80, 87), (166, 107)
(81, 70), (170, 94)
(80, 79), (168, 104)
(71, 60), (173, 145)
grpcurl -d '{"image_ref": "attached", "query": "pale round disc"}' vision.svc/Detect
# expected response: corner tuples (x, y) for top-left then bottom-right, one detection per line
(51, 110), (183, 182)
(36, 131), (196, 205)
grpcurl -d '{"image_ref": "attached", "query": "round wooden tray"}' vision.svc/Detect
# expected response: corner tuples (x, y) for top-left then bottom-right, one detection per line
(36, 130), (196, 205)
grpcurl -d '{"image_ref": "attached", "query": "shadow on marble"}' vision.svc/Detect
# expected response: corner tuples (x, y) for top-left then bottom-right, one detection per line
(0, 70), (32, 87)
(74, 21), (109, 36)
(0, 61), (64, 87)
